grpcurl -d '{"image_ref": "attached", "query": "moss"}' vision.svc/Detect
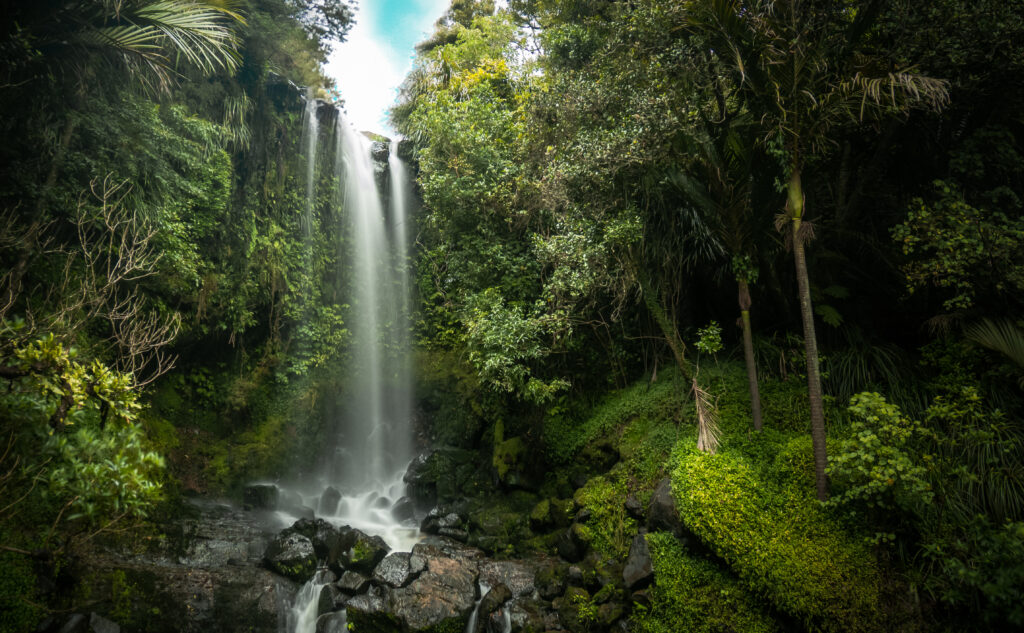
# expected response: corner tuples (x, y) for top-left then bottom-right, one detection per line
(635, 532), (779, 633)
(0, 550), (44, 633)
(573, 472), (636, 558)
(492, 435), (525, 482)
(671, 447), (884, 633)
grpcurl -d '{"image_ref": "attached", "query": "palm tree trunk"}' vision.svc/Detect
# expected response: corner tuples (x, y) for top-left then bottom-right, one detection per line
(788, 168), (829, 500)
(738, 280), (763, 431)
(638, 270), (692, 381)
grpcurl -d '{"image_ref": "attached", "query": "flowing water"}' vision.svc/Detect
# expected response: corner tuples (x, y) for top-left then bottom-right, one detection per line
(276, 103), (419, 633)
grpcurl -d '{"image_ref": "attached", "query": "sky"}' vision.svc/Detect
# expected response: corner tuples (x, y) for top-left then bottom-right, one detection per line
(325, 0), (451, 135)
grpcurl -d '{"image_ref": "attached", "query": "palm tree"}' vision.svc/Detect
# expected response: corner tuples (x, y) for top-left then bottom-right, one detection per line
(688, 0), (948, 499)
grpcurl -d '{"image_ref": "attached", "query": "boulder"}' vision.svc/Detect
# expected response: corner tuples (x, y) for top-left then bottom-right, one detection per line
(622, 535), (653, 590)
(534, 562), (567, 600)
(597, 602), (625, 629)
(53, 613), (118, 633)
(404, 448), (487, 508)
(317, 584), (343, 617)
(473, 583), (513, 633)
(421, 509), (464, 535)
(340, 531), (391, 575)
(391, 496), (416, 522)
(345, 585), (397, 633)
(370, 140), (390, 163)
(553, 587), (591, 633)
(372, 552), (420, 588)
(624, 495), (644, 520)
(505, 598), (548, 633)
(243, 484), (279, 510)
(555, 524), (589, 563)
(284, 518), (345, 562)
(388, 553), (479, 633)
(478, 561), (534, 598)
(319, 487), (341, 516)
(646, 478), (683, 537)
(337, 571), (371, 595)
(263, 532), (317, 582)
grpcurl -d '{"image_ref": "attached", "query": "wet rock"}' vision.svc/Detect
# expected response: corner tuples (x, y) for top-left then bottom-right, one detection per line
(372, 552), (420, 588)
(479, 561), (535, 598)
(341, 531), (391, 574)
(624, 495), (644, 520)
(556, 524), (589, 563)
(404, 448), (487, 508)
(529, 499), (552, 530)
(534, 563), (567, 600)
(474, 583), (513, 633)
(370, 140), (390, 163)
(647, 478), (682, 536)
(505, 598), (547, 633)
(263, 532), (317, 582)
(391, 496), (416, 522)
(243, 484), (278, 510)
(337, 571), (371, 594)
(421, 508), (465, 535)
(318, 584), (343, 617)
(315, 612), (348, 633)
(345, 585), (397, 633)
(396, 139), (416, 162)
(622, 534), (653, 590)
(630, 589), (651, 608)
(285, 518), (344, 562)
(319, 487), (341, 516)
(567, 565), (585, 587)
(389, 551), (479, 633)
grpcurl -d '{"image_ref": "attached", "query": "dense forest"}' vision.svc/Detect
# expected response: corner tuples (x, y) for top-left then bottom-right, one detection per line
(1, 1), (1022, 633)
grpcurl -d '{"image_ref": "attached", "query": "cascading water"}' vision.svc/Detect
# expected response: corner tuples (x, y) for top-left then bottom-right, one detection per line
(274, 104), (419, 633)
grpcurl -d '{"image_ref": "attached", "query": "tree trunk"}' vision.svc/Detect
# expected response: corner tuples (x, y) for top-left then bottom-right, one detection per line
(788, 168), (829, 500)
(738, 280), (763, 431)
(640, 276), (691, 381)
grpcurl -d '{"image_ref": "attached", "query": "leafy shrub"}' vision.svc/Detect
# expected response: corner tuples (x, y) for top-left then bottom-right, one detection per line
(635, 532), (778, 633)
(827, 392), (933, 518)
(672, 447), (883, 632)
(573, 473), (635, 558)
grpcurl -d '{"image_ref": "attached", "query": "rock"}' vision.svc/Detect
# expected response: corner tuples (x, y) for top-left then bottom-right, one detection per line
(56, 614), (86, 633)
(315, 612), (348, 633)
(318, 584), (343, 617)
(396, 138), (416, 162)
(475, 583), (513, 632)
(622, 534), (653, 590)
(263, 532), (317, 582)
(630, 590), (651, 608)
(534, 562), (567, 600)
(88, 613), (119, 633)
(285, 518), (345, 562)
(529, 499), (552, 530)
(372, 552), (420, 588)
(647, 478), (683, 536)
(404, 448), (487, 509)
(505, 598), (547, 633)
(421, 509), (464, 535)
(624, 495), (644, 520)
(567, 565), (585, 587)
(345, 585), (397, 633)
(341, 531), (391, 574)
(556, 524), (589, 563)
(597, 602), (625, 628)
(388, 554), (479, 633)
(554, 587), (591, 633)
(243, 484), (279, 510)
(319, 487), (341, 516)
(391, 496), (416, 522)
(370, 140), (390, 163)
(478, 561), (534, 598)
(337, 571), (371, 594)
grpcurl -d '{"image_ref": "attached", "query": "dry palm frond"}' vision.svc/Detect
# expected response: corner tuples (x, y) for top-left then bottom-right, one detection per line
(693, 378), (721, 453)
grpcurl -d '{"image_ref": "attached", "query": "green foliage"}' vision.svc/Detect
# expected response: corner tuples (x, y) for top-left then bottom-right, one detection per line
(695, 321), (723, 356)
(636, 532), (778, 633)
(893, 180), (1024, 311)
(672, 447), (883, 632)
(573, 474), (635, 558)
(0, 546), (44, 633)
(828, 393), (934, 519)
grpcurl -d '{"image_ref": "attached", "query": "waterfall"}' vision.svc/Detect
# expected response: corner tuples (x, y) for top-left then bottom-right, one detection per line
(285, 568), (333, 633)
(300, 89), (319, 239)
(268, 109), (419, 563)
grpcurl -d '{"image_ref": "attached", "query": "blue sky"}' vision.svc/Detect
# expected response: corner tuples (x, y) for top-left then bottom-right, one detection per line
(325, 0), (450, 135)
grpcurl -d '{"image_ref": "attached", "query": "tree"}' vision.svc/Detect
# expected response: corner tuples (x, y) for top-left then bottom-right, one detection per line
(688, 0), (948, 498)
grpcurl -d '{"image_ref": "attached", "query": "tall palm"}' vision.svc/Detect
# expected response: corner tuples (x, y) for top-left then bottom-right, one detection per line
(688, 0), (948, 499)
(669, 121), (767, 431)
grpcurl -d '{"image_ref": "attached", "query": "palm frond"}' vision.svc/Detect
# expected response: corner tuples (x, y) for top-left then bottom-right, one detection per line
(965, 319), (1024, 385)
(693, 378), (721, 453)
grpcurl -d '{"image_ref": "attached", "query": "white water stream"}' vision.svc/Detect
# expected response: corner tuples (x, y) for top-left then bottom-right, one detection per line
(276, 100), (419, 633)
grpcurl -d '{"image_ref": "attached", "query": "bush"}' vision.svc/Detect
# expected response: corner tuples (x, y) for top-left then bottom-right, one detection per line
(672, 448), (883, 632)
(635, 532), (779, 633)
